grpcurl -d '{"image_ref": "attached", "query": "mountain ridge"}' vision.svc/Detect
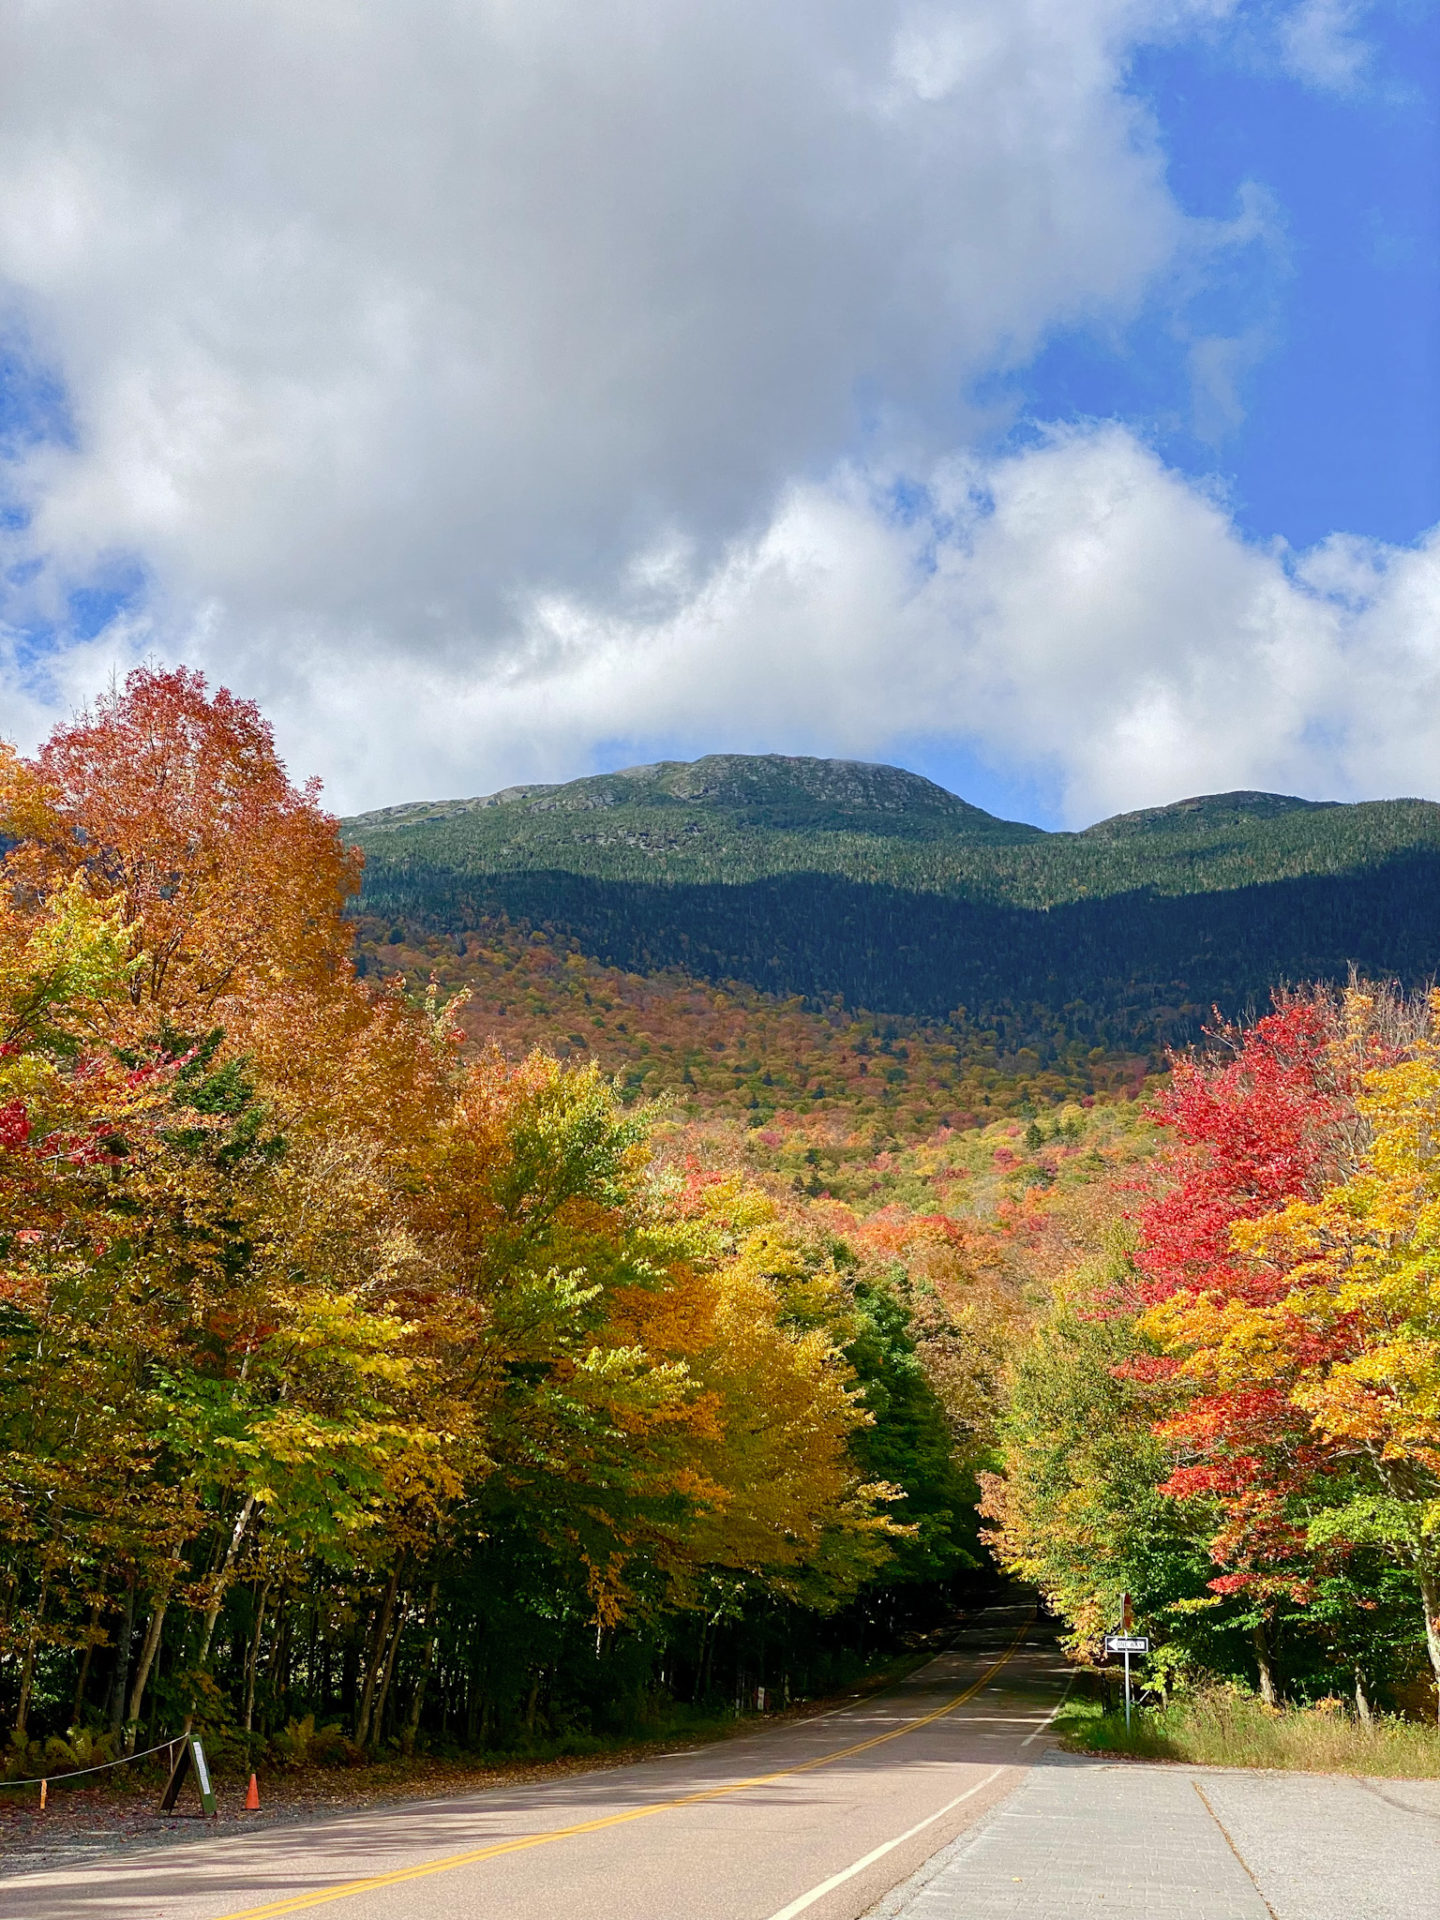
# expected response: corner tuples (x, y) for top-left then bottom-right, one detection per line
(345, 753), (1043, 841)
(342, 754), (1440, 906)
(343, 753), (1440, 1048)
(343, 755), (1360, 840)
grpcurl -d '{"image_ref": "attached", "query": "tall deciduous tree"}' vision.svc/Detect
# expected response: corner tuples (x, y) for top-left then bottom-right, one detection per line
(2, 670), (925, 1760)
(1155, 991), (1440, 1710)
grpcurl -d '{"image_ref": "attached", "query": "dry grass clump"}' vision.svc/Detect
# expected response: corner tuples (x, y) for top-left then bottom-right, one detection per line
(1060, 1687), (1440, 1778)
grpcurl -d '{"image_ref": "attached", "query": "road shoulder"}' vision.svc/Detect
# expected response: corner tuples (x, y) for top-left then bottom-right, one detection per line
(869, 1749), (1440, 1920)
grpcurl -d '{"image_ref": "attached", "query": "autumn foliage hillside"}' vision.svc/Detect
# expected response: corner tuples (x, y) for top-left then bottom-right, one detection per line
(8, 671), (1436, 1789)
(0, 670), (1034, 1786)
(356, 919), (1154, 1134)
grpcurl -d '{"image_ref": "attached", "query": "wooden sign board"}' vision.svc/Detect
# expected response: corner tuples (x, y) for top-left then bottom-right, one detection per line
(159, 1736), (218, 1817)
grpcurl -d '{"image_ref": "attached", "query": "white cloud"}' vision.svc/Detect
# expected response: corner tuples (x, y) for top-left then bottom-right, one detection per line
(0, 0), (1432, 830)
(0, 3), (1207, 643)
(1277, 0), (1374, 90)
(119, 425), (1429, 828)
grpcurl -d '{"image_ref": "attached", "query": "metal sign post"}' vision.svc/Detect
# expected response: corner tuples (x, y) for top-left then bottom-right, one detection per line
(1120, 1589), (1133, 1724)
(1103, 1634), (1151, 1730)
(1125, 1646), (1131, 1730)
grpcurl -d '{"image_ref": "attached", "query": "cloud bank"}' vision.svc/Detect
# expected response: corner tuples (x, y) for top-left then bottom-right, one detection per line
(219, 426), (1439, 825)
(0, 0), (1431, 822)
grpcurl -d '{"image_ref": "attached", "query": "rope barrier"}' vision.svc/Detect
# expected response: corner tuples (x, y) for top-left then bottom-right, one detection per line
(0, 1736), (181, 1790)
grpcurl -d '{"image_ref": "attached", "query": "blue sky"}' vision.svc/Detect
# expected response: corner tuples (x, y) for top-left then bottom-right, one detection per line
(897, 0), (1440, 821)
(1129, 4), (1438, 550)
(0, 2), (1436, 825)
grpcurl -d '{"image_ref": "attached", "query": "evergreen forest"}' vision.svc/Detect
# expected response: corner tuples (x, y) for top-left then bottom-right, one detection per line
(347, 755), (1440, 1051)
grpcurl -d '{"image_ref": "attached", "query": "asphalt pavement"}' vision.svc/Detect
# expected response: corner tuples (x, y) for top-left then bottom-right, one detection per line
(0, 1601), (1060, 1920)
(8, 1604), (1434, 1920)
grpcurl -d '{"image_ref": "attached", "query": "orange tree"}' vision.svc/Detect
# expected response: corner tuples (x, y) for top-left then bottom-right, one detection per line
(0, 686), (464, 1744)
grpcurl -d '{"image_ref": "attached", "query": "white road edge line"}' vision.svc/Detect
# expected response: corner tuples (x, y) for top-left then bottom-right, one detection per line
(1020, 1669), (1076, 1747)
(761, 1766), (1008, 1920)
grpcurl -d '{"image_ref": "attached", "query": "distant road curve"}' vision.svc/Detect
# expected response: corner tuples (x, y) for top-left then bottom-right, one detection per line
(4, 1602), (1071, 1920)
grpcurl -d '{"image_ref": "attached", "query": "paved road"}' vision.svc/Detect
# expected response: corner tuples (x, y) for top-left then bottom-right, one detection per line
(0, 1602), (1064, 1920)
(873, 1748), (1440, 1920)
(9, 1605), (1436, 1920)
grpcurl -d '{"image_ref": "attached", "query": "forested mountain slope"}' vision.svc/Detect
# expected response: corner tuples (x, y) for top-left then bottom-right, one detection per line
(358, 918), (1156, 1133)
(347, 756), (1440, 1046)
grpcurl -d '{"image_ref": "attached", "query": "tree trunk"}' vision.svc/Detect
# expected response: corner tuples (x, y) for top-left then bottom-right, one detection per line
(184, 1495), (257, 1731)
(70, 1601), (103, 1727)
(342, 1639), (359, 1724)
(15, 1641), (36, 1741)
(371, 1593), (407, 1747)
(266, 1604), (293, 1725)
(1354, 1667), (1374, 1726)
(278, 1608), (294, 1716)
(354, 1569), (400, 1748)
(126, 1600), (169, 1747)
(1252, 1621), (1277, 1707)
(402, 1582), (441, 1756)
(1417, 1559), (1440, 1723)
(466, 1626), (484, 1746)
(15, 1580), (48, 1739)
(108, 1577), (137, 1744)
(243, 1580), (272, 1742)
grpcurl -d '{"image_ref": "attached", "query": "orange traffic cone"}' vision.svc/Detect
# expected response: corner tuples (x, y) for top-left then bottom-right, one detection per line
(244, 1773), (260, 1812)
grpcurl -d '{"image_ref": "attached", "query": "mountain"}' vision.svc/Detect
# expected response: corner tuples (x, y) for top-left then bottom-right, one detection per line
(349, 753), (1033, 840)
(344, 755), (1440, 1050)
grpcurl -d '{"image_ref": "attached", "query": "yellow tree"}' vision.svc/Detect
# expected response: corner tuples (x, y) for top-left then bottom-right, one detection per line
(637, 1180), (897, 1606)
(412, 1054), (893, 1628)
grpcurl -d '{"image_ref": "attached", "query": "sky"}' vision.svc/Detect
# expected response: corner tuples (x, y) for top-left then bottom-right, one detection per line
(0, 0), (1435, 828)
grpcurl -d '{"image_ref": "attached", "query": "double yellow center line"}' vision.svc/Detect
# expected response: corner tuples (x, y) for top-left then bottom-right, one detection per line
(206, 1614), (1033, 1920)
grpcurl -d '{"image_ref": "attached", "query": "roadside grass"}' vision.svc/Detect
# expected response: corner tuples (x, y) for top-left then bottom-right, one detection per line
(1055, 1689), (1440, 1778)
